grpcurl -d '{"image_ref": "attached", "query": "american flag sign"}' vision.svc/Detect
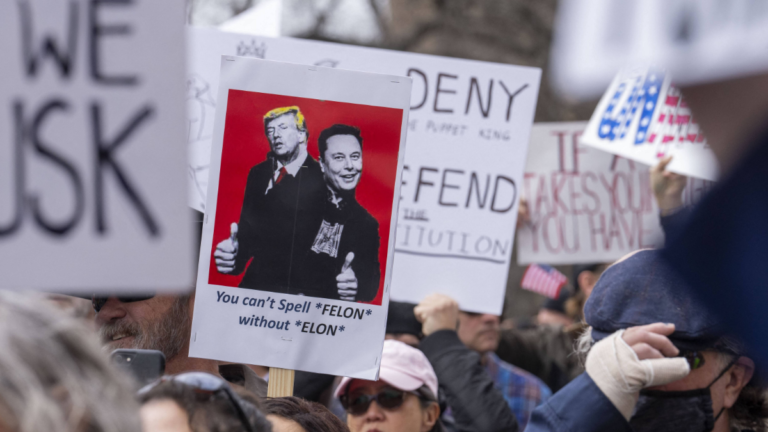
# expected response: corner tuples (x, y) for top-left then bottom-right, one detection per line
(521, 264), (568, 299)
(581, 67), (718, 181)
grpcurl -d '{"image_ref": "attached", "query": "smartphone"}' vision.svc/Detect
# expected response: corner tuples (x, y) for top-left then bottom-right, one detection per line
(111, 349), (166, 385)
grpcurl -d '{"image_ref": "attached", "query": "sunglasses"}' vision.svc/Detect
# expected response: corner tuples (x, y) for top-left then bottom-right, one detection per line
(340, 387), (422, 416)
(679, 351), (706, 370)
(92, 294), (155, 312)
(139, 372), (254, 432)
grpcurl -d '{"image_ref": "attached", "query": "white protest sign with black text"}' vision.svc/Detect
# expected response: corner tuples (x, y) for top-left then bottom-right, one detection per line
(581, 67), (718, 181)
(517, 122), (713, 265)
(190, 57), (411, 379)
(0, 0), (192, 292)
(188, 28), (541, 314)
(552, 0), (768, 100)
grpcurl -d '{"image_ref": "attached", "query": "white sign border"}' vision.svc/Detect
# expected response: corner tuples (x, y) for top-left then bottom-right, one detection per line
(190, 56), (412, 379)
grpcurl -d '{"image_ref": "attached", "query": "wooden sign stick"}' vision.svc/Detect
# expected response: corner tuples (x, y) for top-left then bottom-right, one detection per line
(267, 367), (295, 397)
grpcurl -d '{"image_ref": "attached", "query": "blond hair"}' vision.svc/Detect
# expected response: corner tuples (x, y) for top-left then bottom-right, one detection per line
(263, 106), (307, 137)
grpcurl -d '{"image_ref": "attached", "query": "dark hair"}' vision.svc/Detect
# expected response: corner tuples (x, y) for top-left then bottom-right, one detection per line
(415, 386), (444, 432)
(731, 379), (768, 432)
(386, 301), (422, 339)
(572, 263), (609, 292)
(318, 124), (363, 160)
(139, 381), (272, 432)
(263, 396), (348, 432)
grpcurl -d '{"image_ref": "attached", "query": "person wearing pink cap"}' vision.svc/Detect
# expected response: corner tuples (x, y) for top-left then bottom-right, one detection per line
(335, 340), (443, 432)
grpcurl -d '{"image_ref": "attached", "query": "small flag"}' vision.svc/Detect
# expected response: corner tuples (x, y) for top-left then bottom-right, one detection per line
(521, 264), (568, 299)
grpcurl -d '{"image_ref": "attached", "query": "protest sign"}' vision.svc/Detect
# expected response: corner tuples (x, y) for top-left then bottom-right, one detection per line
(189, 56), (411, 379)
(580, 68), (718, 181)
(0, 0), (192, 293)
(188, 28), (541, 314)
(552, 0), (768, 100)
(517, 122), (713, 266)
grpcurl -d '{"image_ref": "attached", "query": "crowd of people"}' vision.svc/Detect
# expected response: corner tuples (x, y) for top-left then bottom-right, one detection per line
(1, 154), (766, 432)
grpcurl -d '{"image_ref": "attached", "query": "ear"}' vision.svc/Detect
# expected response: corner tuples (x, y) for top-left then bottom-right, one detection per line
(420, 401), (440, 432)
(723, 356), (755, 409)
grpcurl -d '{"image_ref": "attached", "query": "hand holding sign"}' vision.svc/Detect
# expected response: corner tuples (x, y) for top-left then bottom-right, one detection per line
(214, 223), (239, 273)
(651, 156), (687, 216)
(516, 197), (531, 229)
(414, 293), (459, 337)
(337, 252), (357, 301)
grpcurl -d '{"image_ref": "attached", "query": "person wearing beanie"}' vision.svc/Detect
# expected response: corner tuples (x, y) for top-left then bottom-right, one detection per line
(526, 249), (765, 432)
(385, 301), (423, 347)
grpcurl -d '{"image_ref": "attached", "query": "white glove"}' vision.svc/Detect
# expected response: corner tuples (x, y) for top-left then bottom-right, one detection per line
(585, 329), (691, 420)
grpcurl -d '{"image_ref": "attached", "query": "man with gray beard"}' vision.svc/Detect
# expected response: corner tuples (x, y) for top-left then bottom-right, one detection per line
(96, 294), (192, 370)
(94, 293), (267, 397)
(94, 211), (267, 396)
(95, 294), (205, 375)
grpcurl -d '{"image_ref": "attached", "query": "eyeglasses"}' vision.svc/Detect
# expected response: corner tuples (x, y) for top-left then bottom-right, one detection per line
(92, 294), (155, 312)
(139, 372), (254, 432)
(679, 351), (706, 370)
(340, 387), (421, 416)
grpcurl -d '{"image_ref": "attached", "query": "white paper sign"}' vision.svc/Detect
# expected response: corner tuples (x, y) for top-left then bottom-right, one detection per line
(188, 28), (542, 314)
(0, 0), (192, 293)
(190, 56), (411, 378)
(518, 122), (714, 265)
(552, 0), (768, 100)
(581, 68), (719, 181)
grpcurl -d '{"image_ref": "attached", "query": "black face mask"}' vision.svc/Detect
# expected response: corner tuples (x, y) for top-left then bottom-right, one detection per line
(629, 358), (737, 432)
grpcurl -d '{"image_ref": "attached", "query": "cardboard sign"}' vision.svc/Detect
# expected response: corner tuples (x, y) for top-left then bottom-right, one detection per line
(580, 68), (718, 181)
(0, 0), (192, 292)
(189, 56), (410, 379)
(552, 0), (768, 99)
(188, 28), (541, 314)
(518, 122), (714, 266)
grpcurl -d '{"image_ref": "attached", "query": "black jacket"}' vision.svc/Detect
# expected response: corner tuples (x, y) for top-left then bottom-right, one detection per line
(296, 193), (381, 302)
(420, 330), (518, 432)
(233, 153), (326, 292)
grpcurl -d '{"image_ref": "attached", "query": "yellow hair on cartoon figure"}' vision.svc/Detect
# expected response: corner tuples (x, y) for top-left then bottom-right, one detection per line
(263, 106), (307, 136)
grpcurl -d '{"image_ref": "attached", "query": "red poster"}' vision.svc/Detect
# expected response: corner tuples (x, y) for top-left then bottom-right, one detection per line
(207, 90), (403, 306)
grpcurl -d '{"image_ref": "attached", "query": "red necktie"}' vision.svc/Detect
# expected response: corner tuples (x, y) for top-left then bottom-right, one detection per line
(275, 167), (288, 185)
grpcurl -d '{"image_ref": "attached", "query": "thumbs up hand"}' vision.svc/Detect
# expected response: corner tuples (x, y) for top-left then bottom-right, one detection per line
(214, 223), (239, 274)
(337, 252), (358, 301)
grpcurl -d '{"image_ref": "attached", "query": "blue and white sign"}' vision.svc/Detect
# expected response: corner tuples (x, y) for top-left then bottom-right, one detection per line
(581, 68), (718, 181)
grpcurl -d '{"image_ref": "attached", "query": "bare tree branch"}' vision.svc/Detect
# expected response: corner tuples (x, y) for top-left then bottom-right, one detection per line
(368, 0), (390, 41)
(230, 0), (254, 16)
(310, 0), (343, 37)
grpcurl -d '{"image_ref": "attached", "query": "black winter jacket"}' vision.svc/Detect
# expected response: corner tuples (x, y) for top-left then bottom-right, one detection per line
(420, 330), (518, 432)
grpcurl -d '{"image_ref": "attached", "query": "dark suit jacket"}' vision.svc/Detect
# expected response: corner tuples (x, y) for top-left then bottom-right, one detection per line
(295, 194), (381, 302)
(233, 153), (326, 292)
